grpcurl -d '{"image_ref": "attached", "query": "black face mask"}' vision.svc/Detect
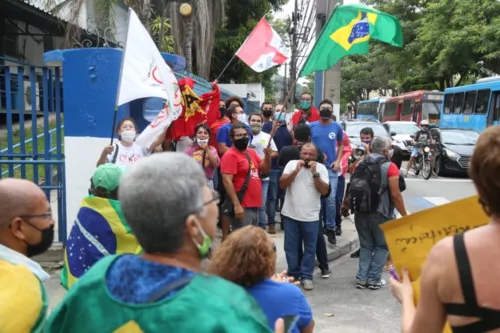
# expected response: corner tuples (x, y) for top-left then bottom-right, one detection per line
(319, 108), (332, 119)
(303, 158), (312, 168)
(27, 224), (54, 257)
(219, 107), (226, 118)
(233, 137), (249, 150)
(262, 110), (273, 118)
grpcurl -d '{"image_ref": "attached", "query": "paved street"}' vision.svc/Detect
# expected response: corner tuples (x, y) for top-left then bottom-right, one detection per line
(43, 165), (477, 332)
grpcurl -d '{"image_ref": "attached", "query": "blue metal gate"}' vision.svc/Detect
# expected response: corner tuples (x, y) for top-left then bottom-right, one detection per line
(0, 57), (66, 243)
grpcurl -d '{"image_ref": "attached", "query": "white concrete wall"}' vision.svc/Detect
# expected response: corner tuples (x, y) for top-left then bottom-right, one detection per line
(247, 83), (265, 104)
(219, 84), (248, 99)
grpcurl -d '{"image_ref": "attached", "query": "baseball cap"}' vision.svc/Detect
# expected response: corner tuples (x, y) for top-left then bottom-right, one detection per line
(92, 163), (124, 191)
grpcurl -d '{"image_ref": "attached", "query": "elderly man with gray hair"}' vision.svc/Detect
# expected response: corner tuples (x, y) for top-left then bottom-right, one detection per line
(46, 153), (274, 333)
(348, 136), (408, 291)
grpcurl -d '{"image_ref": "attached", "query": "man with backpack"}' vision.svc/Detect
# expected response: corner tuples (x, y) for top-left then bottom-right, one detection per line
(348, 136), (408, 290)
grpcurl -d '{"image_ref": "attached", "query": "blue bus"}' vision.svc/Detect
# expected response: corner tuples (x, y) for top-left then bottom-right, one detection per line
(441, 76), (500, 132)
(357, 97), (386, 121)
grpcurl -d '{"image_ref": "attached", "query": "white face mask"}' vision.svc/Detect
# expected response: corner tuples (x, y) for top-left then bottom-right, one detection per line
(387, 149), (394, 159)
(237, 114), (248, 124)
(197, 138), (209, 146)
(121, 130), (136, 143)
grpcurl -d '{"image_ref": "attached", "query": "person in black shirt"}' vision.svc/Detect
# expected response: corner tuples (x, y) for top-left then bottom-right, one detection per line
(277, 124), (332, 278)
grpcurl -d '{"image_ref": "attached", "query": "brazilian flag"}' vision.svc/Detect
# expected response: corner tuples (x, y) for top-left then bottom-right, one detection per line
(61, 196), (142, 290)
(300, 4), (403, 77)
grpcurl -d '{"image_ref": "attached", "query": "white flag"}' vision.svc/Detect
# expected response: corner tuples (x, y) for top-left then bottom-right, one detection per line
(117, 8), (182, 148)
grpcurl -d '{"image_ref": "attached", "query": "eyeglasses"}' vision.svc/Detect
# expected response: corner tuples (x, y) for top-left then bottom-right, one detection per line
(204, 190), (220, 206)
(19, 212), (52, 219)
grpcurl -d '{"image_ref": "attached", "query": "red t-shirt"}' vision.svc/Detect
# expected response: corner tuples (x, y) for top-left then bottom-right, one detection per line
(387, 162), (399, 179)
(220, 147), (262, 208)
(210, 118), (230, 154)
(291, 107), (321, 125)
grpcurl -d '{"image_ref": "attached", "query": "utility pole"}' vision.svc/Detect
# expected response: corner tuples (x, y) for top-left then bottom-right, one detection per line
(283, 63), (288, 102)
(289, 0), (300, 107)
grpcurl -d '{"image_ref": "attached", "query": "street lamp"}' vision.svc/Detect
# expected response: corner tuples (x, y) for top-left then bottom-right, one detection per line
(159, 1), (192, 52)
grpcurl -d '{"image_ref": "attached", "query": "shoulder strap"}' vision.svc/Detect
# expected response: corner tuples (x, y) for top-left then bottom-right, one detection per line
(146, 276), (194, 303)
(453, 233), (478, 306)
(236, 152), (252, 202)
(111, 143), (119, 164)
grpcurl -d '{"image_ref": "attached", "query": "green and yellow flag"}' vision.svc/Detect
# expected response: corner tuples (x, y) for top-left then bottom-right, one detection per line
(61, 196), (142, 290)
(299, 4), (403, 77)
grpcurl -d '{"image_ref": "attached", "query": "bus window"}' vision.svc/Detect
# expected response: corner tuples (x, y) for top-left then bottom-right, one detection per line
(385, 102), (397, 117)
(463, 91), (476, 115)
(453, 92), (464, 114)
(475, 89), (490, 114)
(493, 93), (500, 122)
(413, 102), (422, 123)
(401, 99), (412, 116)
(444, 94), (453, 114)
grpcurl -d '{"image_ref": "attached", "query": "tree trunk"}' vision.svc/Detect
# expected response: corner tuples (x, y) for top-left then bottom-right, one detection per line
(184, 16), (193, 72)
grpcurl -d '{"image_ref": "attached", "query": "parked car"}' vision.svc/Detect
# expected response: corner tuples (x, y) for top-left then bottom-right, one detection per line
(383, 121), (421, 159)
(433, 128), (479, 176)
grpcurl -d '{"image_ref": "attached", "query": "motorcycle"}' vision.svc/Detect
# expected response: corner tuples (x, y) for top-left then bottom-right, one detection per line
(410, 140), (434, 180)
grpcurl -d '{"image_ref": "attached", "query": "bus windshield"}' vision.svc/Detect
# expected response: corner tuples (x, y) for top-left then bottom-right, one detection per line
(422, 101), (441, 119)
(358, 102), (378, 116)
(441, 130), (479, 146)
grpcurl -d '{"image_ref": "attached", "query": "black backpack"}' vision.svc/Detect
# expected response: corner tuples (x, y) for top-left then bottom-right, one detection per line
(349, 156), (388, 213)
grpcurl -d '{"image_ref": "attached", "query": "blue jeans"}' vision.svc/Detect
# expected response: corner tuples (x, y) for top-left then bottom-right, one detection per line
(213, 167), (219, 190)
(283, 216), (319, 280)
(259, 179), (270, 228)
(335, 175), (346, 227)
(266, 169), (282, 226)
(298, 222), (329, 271)
(323, 169), (338, 231)
(355, 212), (389, 283)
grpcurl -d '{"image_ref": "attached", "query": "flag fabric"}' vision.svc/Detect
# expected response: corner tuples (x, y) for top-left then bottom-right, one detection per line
(236, 18), (290, 73)
(166, 79), (221, 141)
(116, 8), (182, 118)
(299, 4), (403, 77)
(61, 196), (141, 290)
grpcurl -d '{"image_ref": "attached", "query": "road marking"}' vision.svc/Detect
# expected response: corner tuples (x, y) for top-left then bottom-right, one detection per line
(404, 178), (472, 183)
(396, 197), (451, 218)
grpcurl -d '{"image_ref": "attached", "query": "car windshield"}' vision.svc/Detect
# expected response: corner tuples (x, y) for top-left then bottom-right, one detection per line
(441, 130), (479, 145)
(387, 123), (420, 135)
(346, 123), (389, 138)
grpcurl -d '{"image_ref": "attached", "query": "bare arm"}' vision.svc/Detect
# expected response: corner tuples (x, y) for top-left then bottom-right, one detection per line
(259, 149), (272, 174)
(313, 176), (329, 195)
(279, 169), (299, 189)
(205, 147), (219, 168)
(218, 142), (228, 155)
(96, 152), (108, 167)
(222, 173), (240, 206)
(301, 320), (314, 333)
(389, 177), (408, 216)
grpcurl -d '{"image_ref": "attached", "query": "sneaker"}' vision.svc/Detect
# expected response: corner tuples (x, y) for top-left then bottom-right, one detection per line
(320, 269), (332, 278)
(368, 279), (387, 290)
(301, 279), (314, 291)
(350, 249), (360, 258)
(326, 229), (337, 245)
(355, 280), (367, 289)
(268, 224), (276, 235)
(335, 226), (342, 236)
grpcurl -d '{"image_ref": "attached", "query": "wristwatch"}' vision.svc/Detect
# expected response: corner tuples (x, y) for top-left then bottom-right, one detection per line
(312, 172), (320, 178)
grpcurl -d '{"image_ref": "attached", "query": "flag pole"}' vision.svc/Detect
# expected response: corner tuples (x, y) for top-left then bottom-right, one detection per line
(215, 10), (274, 81)
(111, 8), (133, 145)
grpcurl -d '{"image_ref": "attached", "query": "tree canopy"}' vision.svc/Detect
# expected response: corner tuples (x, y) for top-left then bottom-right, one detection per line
(341, 0), (500, 108)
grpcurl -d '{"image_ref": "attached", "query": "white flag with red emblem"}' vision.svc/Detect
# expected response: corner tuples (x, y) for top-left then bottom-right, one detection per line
(236, 18), (290, 73)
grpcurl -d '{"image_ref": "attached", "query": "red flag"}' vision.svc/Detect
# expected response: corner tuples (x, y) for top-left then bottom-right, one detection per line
(236, 18), (290, 73)
(166, 79), (221, 141)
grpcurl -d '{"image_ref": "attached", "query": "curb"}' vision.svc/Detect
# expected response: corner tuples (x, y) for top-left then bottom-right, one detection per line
(326, 237), (359, 262)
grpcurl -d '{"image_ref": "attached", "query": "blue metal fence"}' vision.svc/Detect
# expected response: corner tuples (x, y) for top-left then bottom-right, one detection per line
(0, 56), (66, 243)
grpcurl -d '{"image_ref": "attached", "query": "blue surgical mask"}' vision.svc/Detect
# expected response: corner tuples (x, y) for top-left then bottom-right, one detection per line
(300, 101), (311, 110)
(275, 113), (286, 122)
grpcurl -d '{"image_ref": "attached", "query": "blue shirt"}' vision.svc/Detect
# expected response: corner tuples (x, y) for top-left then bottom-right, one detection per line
(106, 254), (195, 304)
(263, 122), (293, 170)
(309, 121), (344, 166)
(216, 122), (253, 149)
(246, 279), (313, 333)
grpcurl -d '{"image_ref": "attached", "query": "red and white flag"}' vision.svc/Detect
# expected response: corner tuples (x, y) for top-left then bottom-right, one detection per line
(236, 18), (290, 73)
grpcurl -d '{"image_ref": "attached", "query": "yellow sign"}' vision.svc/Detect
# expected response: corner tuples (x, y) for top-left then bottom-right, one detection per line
(381, 195), (489, 333)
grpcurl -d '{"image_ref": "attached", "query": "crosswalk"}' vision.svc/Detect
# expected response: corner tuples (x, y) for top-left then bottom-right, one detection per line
(396, 196), (451, 218)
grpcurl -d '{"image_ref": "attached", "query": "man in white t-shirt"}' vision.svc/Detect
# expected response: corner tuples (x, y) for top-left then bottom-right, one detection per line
(249, 113), (278, 231)
(280, 143), (329, 291)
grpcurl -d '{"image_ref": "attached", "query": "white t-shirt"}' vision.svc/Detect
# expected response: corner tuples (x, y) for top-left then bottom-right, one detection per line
(281, 160), (329, 222)
(107, 141), (148, 167)
(250, 131), (277, 181)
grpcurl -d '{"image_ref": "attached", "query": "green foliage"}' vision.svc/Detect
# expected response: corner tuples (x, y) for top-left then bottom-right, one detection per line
(211, 0), (289, 90)
(149, 17), (175, 53)
(343, 0), (500, 107)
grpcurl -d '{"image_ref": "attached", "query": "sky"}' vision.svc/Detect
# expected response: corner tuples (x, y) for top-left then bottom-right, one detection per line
(275, 0), (360, 80)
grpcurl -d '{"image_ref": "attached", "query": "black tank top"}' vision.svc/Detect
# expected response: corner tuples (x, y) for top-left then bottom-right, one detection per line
(444, 233), (500, 332)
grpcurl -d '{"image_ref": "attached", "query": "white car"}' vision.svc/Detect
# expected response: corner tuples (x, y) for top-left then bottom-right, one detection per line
(382, 121), (421, 157)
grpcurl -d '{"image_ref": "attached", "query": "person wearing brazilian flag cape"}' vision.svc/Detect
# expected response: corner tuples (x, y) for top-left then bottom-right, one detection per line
(0, 178), (54, 332)
(61, 163), (142, 290)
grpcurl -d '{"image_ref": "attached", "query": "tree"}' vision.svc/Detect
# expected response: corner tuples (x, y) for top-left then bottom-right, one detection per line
(149, 17), (175, 53)
(210, 0), (289, 87)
